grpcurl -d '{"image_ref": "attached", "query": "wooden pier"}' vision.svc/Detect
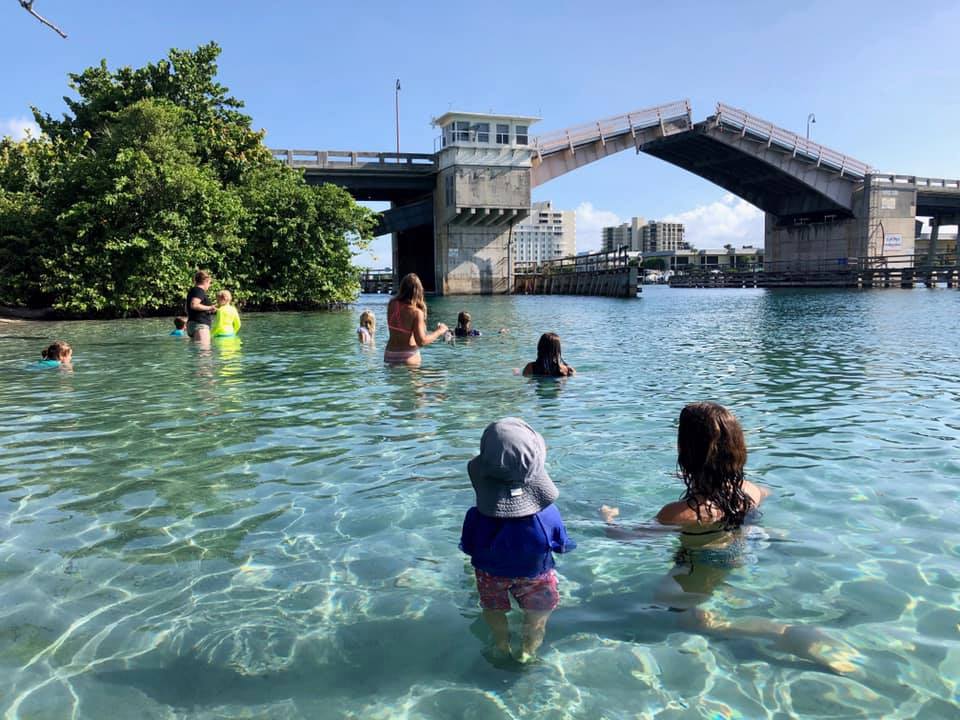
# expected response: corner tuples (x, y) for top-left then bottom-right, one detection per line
(513, 249), (639, 298)
(360, 270), (394, 294)
(669, 254), (960, 289)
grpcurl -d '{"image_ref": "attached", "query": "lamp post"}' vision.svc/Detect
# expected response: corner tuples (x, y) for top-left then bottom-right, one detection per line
(395, 79), (401, 155)
(806, 112), (816, 140)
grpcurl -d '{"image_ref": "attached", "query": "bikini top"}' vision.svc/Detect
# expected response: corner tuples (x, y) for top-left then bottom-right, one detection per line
(388, 301), (414, 334)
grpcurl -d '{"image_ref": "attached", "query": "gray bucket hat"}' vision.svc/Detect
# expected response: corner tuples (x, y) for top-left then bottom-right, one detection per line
(467, 417), (559, 518)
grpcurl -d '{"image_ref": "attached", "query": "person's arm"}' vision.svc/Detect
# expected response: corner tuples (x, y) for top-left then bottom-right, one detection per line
(522, 362), (534, 377)
(600, 504), (679, 540)
(411, 309), (448, 346)
(743, 480), (769, 510)
(189, 294), (216, 313)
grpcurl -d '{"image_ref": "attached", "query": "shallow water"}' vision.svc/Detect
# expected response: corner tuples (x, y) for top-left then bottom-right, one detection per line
(1, 286), (959, 719)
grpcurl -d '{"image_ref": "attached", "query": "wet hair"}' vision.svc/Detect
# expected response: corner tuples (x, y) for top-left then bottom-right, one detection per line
(394, 273), (427, 318)
(532, 332), (566, 376)
(174, 316), (187, 329)
(41, 341), (72, 361)
(677, 402), (751, 529)
(217, 289), (232, 305)
(359, 310), (375, 333)
(455, 311), (472, 336)
(194, 270), (212, 285)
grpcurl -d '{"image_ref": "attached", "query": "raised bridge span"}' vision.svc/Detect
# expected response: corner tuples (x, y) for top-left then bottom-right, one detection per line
(272, 101), (960, 293)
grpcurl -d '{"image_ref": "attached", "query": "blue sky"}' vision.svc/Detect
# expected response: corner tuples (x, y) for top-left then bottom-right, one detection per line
(3, 0), (959, 265)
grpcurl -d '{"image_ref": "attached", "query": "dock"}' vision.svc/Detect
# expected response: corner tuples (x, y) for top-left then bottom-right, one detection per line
(513, 249), (639, 297)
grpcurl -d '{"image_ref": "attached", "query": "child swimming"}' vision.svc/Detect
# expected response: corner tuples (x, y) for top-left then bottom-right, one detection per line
(170, 316), (188, 336)
(599, 402), (858, 674)
(460, 418), (576, 662)
(211, 290), (241, 338)
(522, 332), (575, 377)
(357, 310), (375, 344)
(454, 311), (481, 337)
(39, 341), (72, 368)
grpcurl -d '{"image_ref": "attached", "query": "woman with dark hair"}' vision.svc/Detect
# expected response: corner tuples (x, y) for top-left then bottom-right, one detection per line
(522, 333), (575, 377)
(383, 273), (448, 366)
(599, 402), (858, 673)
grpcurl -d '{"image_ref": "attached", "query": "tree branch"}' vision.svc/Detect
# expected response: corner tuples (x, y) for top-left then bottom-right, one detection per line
(18, 0), (68, 39)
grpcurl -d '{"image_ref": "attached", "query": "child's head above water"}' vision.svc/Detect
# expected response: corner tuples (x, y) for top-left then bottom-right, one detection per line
(467, 418), (559, 518)
(41, 341), (72, 363)
(173, 316), (187, 330)
(216, 289), (232, 306)
(359, 310), (375, 333)
(457, 311), (472, 331)
(677, 402), (749, 528)
(534, 332), (565, 375)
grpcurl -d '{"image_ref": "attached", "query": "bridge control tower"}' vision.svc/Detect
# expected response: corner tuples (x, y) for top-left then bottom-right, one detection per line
(431, 112), (539, 293)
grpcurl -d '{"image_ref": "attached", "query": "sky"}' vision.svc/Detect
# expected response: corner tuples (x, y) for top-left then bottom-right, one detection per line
(2, 0), (959, 266)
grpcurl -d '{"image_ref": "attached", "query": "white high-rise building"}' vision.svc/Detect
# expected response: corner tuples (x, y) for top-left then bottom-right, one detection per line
(512, 201), (576, 266)
(601, 217), (688, 252)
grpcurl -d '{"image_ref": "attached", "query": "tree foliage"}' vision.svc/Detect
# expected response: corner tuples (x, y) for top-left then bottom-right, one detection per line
(0, 43), (375, 316)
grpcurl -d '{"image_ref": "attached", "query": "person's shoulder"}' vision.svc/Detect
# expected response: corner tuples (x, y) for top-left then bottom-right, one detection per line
(656, 500), (699, 525)
(536, 504), (565, 524)
(521, 362), (535, 376)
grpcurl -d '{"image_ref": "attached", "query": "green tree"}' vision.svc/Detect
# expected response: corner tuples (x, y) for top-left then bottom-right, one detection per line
(0, 43), (374, 317)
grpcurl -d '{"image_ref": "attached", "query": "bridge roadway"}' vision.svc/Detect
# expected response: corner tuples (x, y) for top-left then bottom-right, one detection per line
(271, 101), (960, 289)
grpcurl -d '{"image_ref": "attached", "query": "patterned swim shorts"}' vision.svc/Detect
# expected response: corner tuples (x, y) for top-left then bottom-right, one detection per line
(475, 568), (559, 611)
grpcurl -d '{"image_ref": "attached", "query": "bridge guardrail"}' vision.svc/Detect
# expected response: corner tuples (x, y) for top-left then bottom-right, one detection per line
(869, 173), (960, 190)
(531, 100), (692, 158)
(515, 248), (631, 275)
(714, 103), (871, 180)
(673, 253), (958, 275)
(271, 149), (436, 171)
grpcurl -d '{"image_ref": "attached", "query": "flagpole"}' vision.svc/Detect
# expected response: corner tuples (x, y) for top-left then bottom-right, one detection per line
(395, 79), (401, 156)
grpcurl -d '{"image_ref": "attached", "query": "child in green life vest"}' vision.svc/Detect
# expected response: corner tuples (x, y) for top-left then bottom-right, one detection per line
(212, 290), (241, 338)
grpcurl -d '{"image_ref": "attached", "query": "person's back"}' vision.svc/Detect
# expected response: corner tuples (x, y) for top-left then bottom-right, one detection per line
(383, 273), (447, 366)
(212, 290), (241, 337)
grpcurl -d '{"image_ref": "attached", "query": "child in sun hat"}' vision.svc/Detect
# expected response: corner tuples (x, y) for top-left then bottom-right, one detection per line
(459, 417), (576, 662)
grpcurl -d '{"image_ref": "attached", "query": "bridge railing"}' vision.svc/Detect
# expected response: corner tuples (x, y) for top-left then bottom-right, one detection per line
(713, 103), (872, 180)
(869, 173), (960, 190)
(531, 100), (692, 158)
(674, 253), (958, 275)
(270, 149), (436, 171)
(515, 247), (631, 275)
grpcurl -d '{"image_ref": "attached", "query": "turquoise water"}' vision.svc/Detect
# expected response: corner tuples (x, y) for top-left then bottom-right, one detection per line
(1, 286), (959, 719)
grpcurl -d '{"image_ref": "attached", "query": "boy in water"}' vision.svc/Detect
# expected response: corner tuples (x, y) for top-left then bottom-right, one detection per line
(170, 316), (188, 336)
(460, 418), (576, 662)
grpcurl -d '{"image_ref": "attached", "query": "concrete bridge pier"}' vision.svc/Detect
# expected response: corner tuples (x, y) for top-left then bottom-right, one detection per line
(430, 112), (537, 294)
(763, 175), (917, 271)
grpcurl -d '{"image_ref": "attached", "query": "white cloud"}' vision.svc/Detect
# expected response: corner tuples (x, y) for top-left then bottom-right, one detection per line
(574, 201), (621, 253)
(663, 194), (763, 249)
(0, 117), (41, 141)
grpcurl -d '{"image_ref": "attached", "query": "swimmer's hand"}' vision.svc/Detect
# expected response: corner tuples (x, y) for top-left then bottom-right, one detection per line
(436, 322), (448, 332)
(599, 505), (620, 523)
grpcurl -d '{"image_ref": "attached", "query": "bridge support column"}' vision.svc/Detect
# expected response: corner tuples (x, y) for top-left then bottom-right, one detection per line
(432, 165), (531, 295)
(764, 176), (917, 272)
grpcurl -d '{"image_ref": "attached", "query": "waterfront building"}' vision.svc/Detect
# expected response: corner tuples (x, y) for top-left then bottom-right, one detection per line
(512, 201), (576, 266)
(601, 217), (688, 253)
(643, 245), (763, 271)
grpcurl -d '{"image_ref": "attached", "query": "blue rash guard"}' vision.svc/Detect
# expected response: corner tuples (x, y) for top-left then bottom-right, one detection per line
(459, 504), (576, 578)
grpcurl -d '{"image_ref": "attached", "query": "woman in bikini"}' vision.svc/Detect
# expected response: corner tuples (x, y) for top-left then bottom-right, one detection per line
(384, 273), (448, 366)
(599, 402), (858, 673)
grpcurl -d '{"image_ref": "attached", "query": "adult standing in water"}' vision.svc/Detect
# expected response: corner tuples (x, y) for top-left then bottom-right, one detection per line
(185, 270), (217, 345)
(384, 273), (448, 366)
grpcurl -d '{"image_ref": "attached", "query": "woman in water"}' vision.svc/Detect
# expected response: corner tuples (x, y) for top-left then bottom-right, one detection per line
(522, 332), (575, 377)
(599, 402), (857, 673)
(383, 273), (448, 366)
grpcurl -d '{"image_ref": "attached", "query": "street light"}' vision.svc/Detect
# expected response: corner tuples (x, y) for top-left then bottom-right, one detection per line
(806, 112), (816, 140)
(395, 79), (401, 155)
